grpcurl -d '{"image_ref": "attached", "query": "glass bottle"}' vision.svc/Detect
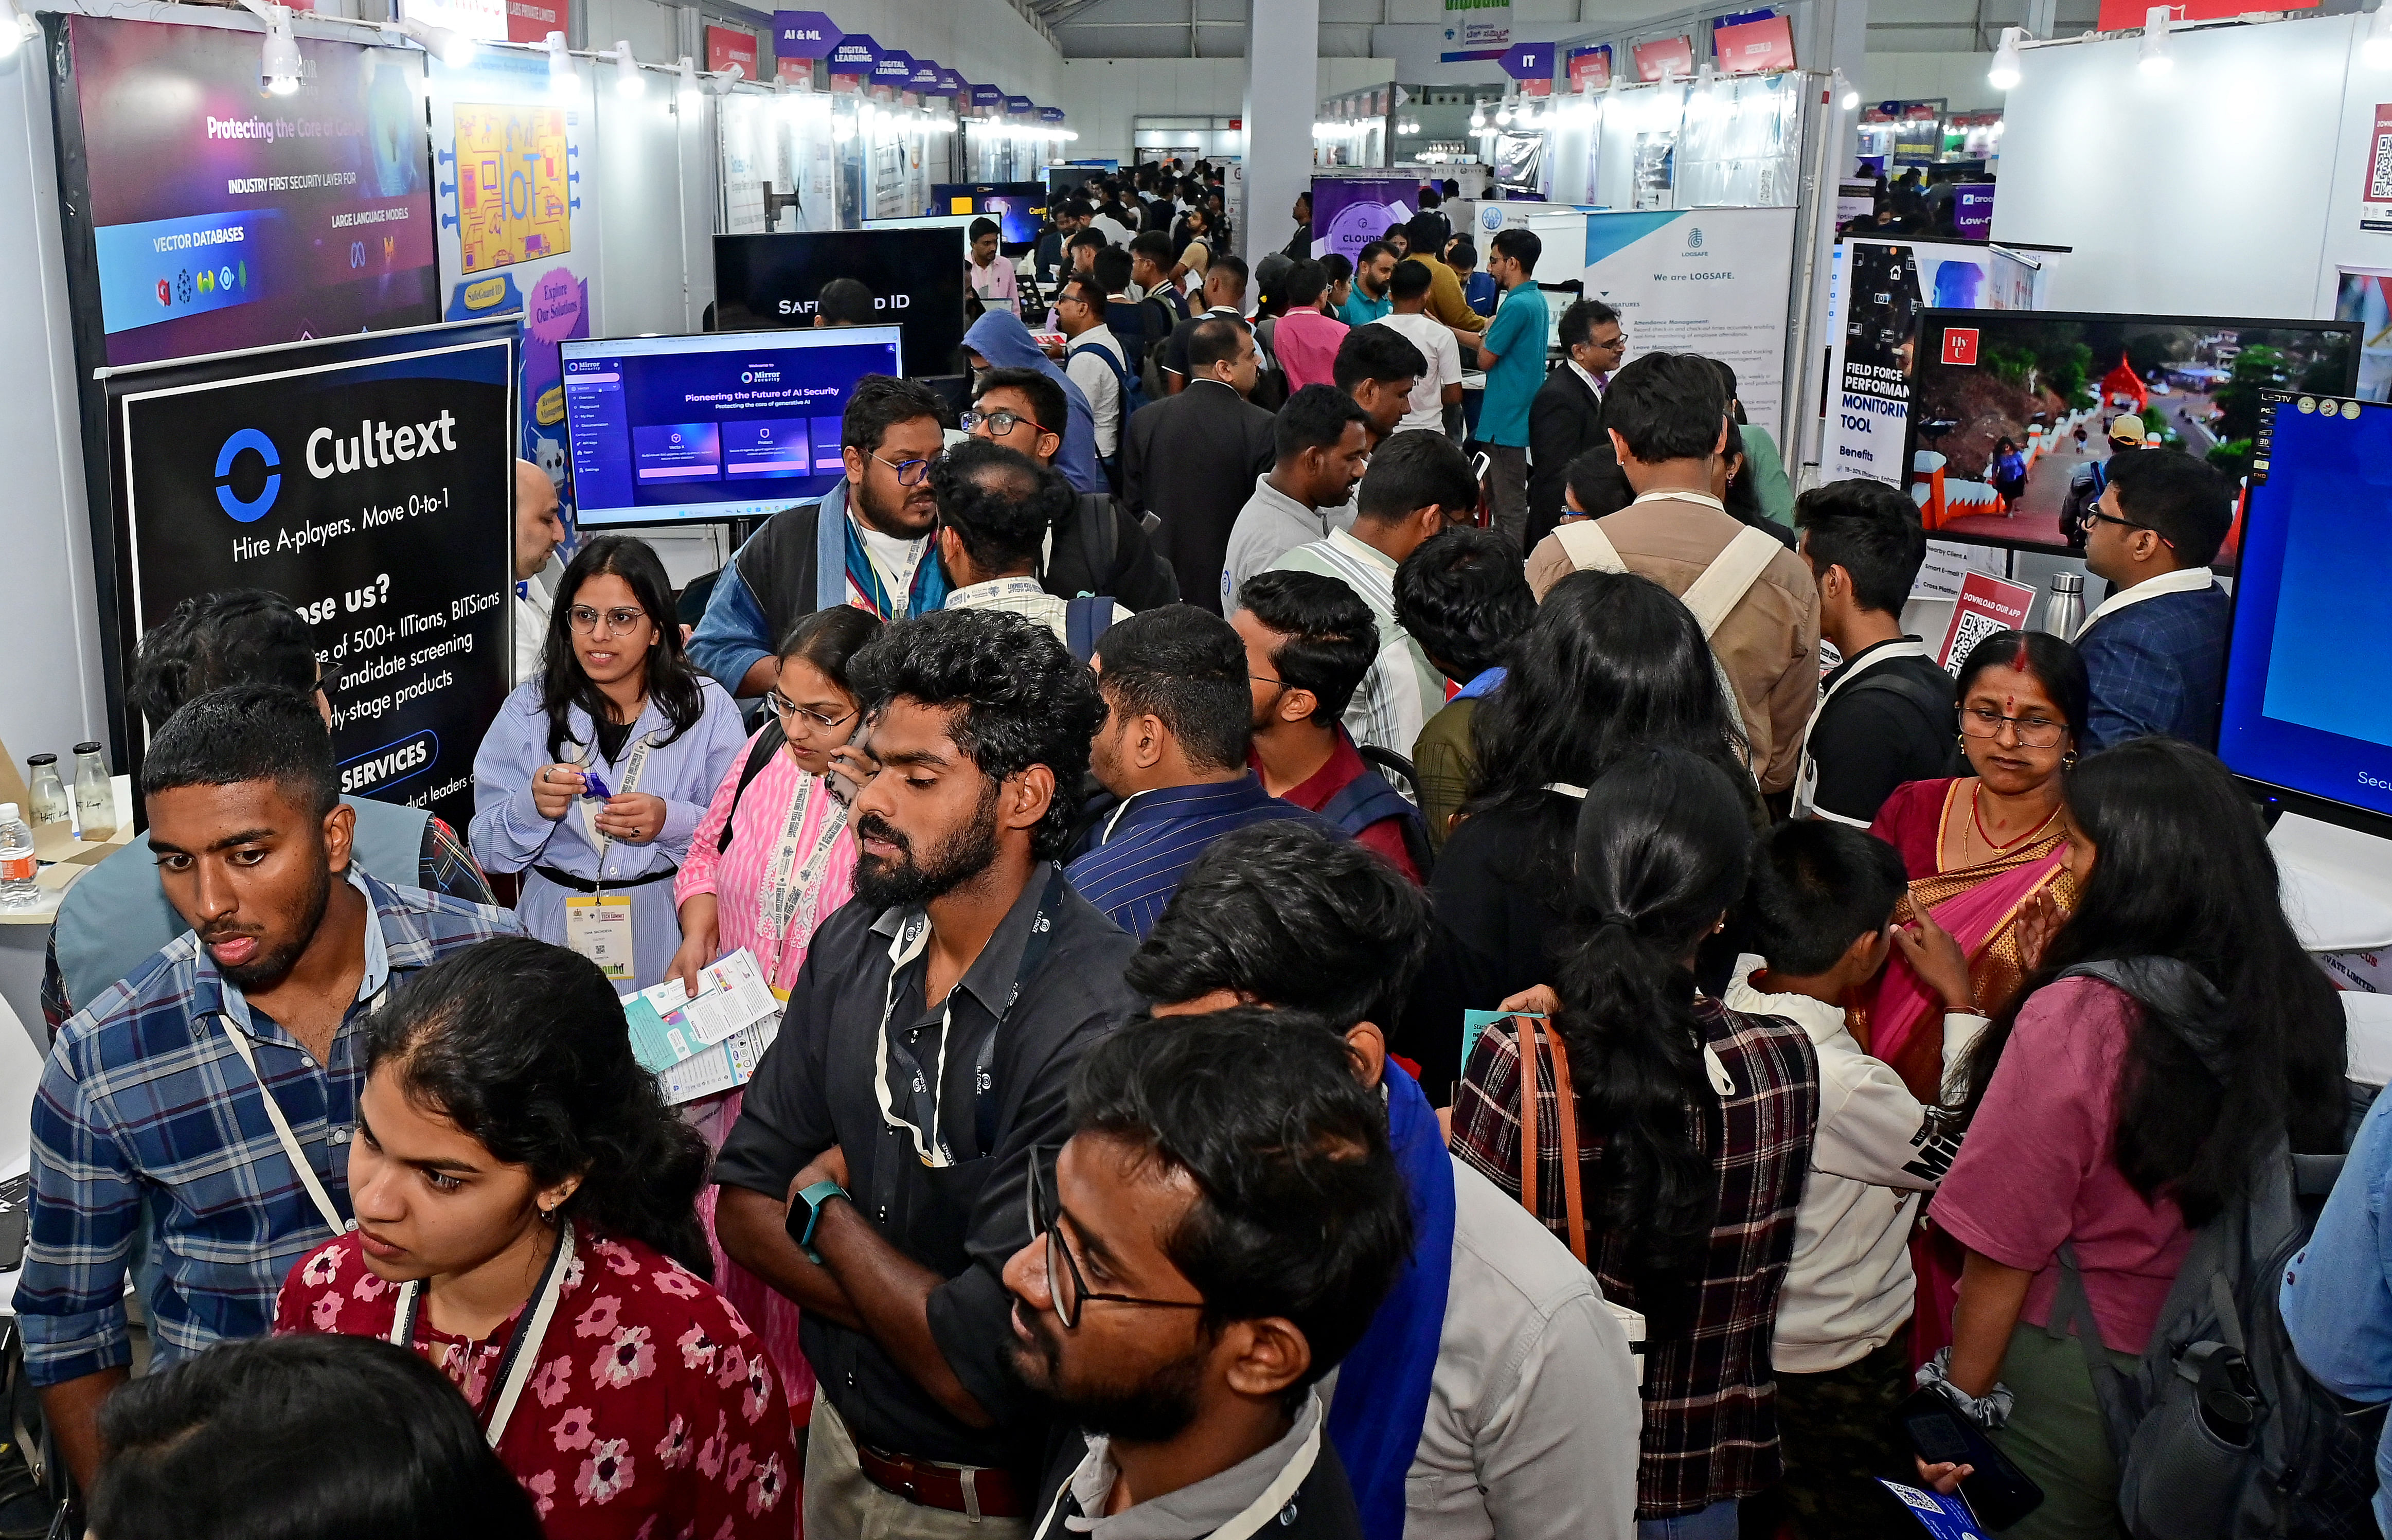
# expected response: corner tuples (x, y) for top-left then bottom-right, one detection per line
(25, 754), (70, 831)
(72, 742), (115, 842)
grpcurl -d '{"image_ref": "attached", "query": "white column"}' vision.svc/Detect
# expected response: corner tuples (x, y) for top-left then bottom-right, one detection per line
(1240, 0), (1319, 265)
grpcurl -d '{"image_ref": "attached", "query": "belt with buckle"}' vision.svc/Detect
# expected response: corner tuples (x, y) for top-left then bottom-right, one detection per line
(853, 1441), (1027, 1519)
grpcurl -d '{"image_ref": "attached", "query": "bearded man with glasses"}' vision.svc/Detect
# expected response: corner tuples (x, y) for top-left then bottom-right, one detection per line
(998, 1009), (1413, 1540)
(690, 374), (956, 701)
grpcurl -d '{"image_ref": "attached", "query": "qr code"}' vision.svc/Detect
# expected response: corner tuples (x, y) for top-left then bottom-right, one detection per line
(1943, 610), (2006, 676)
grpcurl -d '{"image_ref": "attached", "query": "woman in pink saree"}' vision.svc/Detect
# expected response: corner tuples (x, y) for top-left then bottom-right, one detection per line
(1861, 628), (2086, 1362)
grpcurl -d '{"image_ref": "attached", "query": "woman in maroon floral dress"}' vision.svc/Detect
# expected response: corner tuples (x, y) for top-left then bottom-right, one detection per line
(275, 936), (797, 1540)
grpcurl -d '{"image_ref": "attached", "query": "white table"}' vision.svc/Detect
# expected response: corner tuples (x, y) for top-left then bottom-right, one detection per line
(0, 777), (133, 1052)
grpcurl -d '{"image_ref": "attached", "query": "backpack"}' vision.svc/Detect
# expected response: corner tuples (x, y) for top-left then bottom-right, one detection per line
(1069, 337), (1149, 421)
(2047, 957), (2380, 1540)
(1840, 668), (1968, 776)
(1319, 767), (1433, 880)
(717, 719), (787, 854)
(1063, 596), (1118, 666)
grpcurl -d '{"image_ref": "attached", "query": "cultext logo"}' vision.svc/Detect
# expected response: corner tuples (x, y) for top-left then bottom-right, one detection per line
(305, 410), (459, 479)
(215, 428), (281, 523)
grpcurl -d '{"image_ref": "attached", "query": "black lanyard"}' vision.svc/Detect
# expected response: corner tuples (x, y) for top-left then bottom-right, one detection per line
(879, 866), (1067, 1166)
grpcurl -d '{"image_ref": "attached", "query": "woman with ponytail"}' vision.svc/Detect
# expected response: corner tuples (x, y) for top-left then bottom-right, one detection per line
(274, 937), (797, 1539)
(1449, 747), (1819, 1537)
(1918, 738), (2344, 1539)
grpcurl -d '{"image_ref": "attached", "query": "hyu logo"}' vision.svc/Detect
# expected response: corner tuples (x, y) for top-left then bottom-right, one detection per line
(215, 428), (281, 523)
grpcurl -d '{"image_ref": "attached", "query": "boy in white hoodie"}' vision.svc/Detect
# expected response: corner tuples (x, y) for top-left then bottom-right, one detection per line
(1725, 820), (1988, 1539)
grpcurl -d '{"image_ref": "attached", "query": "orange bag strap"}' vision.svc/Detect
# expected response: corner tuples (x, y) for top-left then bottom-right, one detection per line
(1512, 1018), (1590, 1265)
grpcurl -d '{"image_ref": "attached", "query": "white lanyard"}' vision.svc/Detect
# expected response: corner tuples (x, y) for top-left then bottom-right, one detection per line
(753, 773), (849, 975)
(389, 1219), (577, 1449)
(215, 1018), (358, 1241)
(873, 914), (955, 1167)
(574, 732), (657, 882)
(1036, 1406), (1322, 1540)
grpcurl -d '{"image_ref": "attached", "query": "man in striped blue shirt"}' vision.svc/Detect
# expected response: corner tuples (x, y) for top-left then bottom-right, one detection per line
(16, 687), (517, 1491)
(1066, 605), (1335, 937)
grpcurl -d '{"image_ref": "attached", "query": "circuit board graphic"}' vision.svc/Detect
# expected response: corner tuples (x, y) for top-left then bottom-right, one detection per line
(452, 102), (572, 272)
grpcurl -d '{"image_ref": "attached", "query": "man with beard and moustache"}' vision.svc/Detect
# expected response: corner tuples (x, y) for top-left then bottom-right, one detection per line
(689, 375), (956, 699)
(16, 686), (519, 1495)
(999, 1008), (1413, 1540)
(712, 608), (1140, 1539)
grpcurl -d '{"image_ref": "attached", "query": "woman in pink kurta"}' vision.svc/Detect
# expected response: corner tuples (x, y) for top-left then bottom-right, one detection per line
(669, 606), (880, 1427)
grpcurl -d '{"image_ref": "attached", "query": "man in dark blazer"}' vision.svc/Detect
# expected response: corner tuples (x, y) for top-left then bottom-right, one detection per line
(1526, 298), (1628, 550)
(1123, 316), (1276, 613)
(2074, 447), (2235, 751)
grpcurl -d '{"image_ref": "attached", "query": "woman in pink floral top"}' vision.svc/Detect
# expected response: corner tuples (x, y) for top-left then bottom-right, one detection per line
(274, 937), (797, 1540)
(668, 607), (879, 1429)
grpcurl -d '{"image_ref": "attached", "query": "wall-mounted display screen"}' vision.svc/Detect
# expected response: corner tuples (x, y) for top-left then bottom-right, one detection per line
(1901, 309), (2358, 559)
(52, 14), (439, 368)
(561, 326), (902, 526)
(2218, 391), (2392, 836)
(712, 230), (967, 377)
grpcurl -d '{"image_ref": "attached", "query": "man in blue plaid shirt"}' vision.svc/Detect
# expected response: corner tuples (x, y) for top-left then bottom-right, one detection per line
(2074, 450), (2235, 753)
(15, 687), (516, 1490)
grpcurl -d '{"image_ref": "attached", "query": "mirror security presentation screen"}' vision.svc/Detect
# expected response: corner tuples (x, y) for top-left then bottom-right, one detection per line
(2218, 390), (2392, 828)
(561, 327), (901, 527)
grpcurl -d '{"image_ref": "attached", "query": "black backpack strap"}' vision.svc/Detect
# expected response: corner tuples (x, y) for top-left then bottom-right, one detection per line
(718, 720), (787, 853)
(1318, 769), (1432, 878)
(1076, 494), (1119, 588)
(1840, 669), (1965, 774)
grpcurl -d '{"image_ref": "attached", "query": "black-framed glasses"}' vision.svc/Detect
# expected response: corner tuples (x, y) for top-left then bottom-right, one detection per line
(766, 690), (857, 732)
(2081, 507), (2174, 546)
(870, 452), (936, 487)
(1959, 705), (2068, 749)
(1028, 1155), (1206, 1332)
(568, 605), (650, 636)
(961, 409), (1050, 439)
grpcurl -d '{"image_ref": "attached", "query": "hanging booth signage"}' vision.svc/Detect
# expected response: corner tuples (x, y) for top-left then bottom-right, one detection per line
(871, 50), (914, 91)
(937, 68), (965, 95)
(909, 61), (943, 94)
(1568, 45), (1613, 92)
(1499, 41), (1552, 81)
(1712, 14), (1796, 73)
(706, 26), (759, 77)
(772, 10), (841, 59)
(1633, 35), (1697, 81)
(827, 34), (878, 88)
(1311, 178), (1419, 263)
(101, 320), (517, 830)
(1006, 96), (1034, 115)
(1039, 106), (1066, 124)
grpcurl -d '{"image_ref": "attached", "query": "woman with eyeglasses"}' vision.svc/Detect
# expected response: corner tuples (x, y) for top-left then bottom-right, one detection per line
(471, 534), (746, 992)
(1858, 628), (2087, 1107)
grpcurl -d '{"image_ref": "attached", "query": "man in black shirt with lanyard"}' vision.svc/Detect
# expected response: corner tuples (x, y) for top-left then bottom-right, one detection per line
(1792, 479), (1960, 825)
(715, 607), (1138, 1538)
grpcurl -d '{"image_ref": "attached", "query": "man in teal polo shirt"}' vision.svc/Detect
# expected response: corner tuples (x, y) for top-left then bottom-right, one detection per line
(1336, 241), (1396, 327)
(1467, 227), (1547, 552)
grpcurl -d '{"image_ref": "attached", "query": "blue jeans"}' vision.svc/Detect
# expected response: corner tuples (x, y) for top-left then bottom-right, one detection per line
(1638, 1499), (1738, 1540)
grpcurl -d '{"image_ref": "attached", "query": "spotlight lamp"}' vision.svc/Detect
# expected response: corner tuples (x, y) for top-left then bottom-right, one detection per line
(612, 40), (645, 97)
(1989, 26), (2024, 89)
(2139, 5), (2174, 73)
(0, 0), (38, 56)
(260, 5), (302, 95)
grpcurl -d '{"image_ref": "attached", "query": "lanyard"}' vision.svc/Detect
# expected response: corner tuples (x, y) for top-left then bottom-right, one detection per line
(389, 1219), (576, 1450)
(1034, 1405), (1321, 1540)
(753, 774), (850, 975)
(873, 866), (1067, 1168)
(574, 731), (657, 891)
(215, 1017), (360, 1241)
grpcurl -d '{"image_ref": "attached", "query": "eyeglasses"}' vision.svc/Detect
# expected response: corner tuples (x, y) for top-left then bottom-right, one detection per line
(1029, 1155), (1207, 1332)
(961, 409), (1050, 439)
(1959, 705), (2068, 749)
(871, 452), (936, 487)
(568, 605), (650, 636)
(2081, 507), (2174, 546)
(767, 690), (856, 732)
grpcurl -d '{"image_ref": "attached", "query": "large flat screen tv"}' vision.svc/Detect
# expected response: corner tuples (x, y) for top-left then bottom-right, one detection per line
(2217, 389), (2392, 837)
(561, 326), (902, 526)
(712, 229), (967, 377)
(50, 14), (439, 368)
(1900, 310), (2359, 561)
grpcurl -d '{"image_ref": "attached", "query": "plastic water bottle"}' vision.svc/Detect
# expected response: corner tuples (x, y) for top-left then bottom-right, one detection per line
(25, 755), (69, 831)
(2038, 572), (2085, 643)
(73, 742), (114, 842)
(0, 805), (35, 912)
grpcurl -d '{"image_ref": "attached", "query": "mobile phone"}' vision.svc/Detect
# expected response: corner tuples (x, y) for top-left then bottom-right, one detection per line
(823, 729), (877, 808)
(1898, 1386), (2043, 1531)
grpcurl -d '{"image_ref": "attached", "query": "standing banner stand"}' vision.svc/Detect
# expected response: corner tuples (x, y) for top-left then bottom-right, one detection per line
(1583, 207), (1802, 440)
(98, 319), (517, 832)
(1816, 237), (2047, 489)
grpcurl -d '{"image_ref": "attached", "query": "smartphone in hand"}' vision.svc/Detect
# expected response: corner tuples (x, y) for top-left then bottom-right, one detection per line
(824, 732), (878, 808)
(1898, 1386), (2043, 1531)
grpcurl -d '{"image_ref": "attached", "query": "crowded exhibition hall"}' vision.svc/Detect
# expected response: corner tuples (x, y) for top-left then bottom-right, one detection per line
(6, 0), (2392, 1534)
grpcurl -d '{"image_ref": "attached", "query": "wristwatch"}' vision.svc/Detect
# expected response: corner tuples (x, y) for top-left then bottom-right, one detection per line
(794, 1179), (850, 1265)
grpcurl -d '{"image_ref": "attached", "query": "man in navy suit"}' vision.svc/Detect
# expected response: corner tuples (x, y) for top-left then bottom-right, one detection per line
(2073, 449), (2234, 752)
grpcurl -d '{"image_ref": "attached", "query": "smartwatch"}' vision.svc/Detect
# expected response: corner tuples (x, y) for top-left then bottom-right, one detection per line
(794, 1179), (850, 1265)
